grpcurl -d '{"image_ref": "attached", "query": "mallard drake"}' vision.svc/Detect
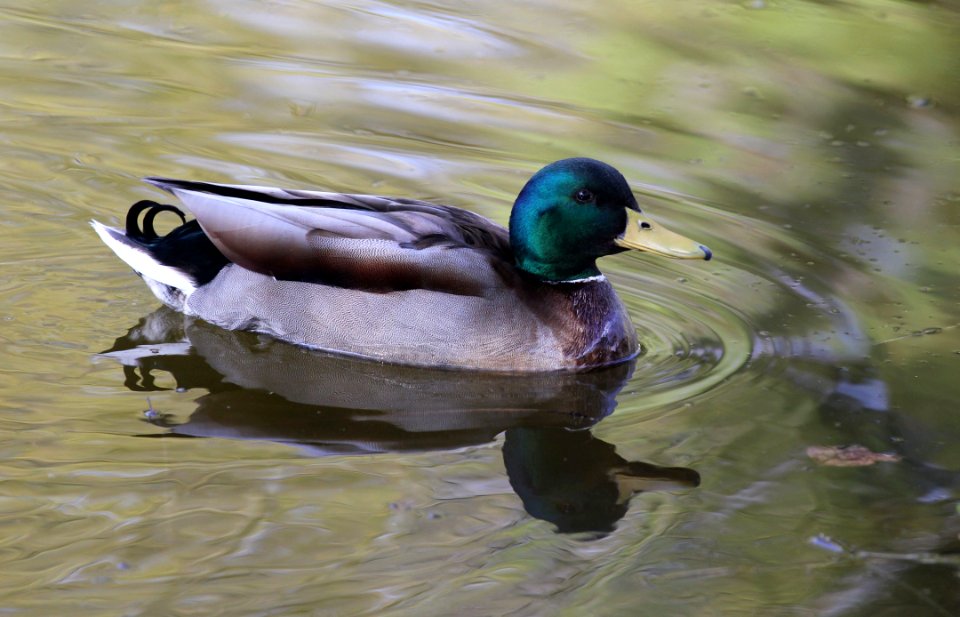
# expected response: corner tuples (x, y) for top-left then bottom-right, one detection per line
(93, 158), (711, 372)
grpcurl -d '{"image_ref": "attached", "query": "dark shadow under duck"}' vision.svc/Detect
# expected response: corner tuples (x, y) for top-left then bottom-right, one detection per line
(99, 307), (701, 534)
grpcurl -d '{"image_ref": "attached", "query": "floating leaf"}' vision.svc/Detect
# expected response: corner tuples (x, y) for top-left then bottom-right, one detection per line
(806, 445), (902, 467)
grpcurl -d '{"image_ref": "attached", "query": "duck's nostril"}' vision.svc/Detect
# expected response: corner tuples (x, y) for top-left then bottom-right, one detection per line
(640, 222), (651, 230)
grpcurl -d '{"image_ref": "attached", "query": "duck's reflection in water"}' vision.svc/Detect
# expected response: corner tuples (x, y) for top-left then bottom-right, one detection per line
(504, 427), (698, 533)
(100, 307), (700, 533)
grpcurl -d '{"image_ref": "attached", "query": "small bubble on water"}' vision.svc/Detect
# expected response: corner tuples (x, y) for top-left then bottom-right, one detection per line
(906, 94), (934, 109)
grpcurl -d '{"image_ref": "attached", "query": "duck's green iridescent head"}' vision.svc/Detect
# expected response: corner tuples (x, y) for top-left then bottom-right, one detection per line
(509, 158), (711, 282)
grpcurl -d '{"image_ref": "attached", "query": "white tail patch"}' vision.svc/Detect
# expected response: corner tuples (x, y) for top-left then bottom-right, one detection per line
(91, 220), (197, 296)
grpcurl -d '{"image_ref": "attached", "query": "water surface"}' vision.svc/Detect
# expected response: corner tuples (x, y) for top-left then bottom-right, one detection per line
(1, 1), (958, 615)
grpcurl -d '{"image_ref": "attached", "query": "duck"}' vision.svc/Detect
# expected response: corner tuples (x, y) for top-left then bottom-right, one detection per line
(92, 158), (711, 372)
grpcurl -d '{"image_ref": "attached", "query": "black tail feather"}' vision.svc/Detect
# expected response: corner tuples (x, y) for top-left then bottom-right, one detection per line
(126, 200), (187, 241)
(124, 200), (230, 286)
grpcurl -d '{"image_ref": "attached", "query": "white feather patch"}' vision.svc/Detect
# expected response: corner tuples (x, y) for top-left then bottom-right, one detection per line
(91, 221), (197, 294)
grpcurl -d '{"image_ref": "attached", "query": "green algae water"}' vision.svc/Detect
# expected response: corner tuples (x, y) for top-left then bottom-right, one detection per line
(1, 1), (958, 615)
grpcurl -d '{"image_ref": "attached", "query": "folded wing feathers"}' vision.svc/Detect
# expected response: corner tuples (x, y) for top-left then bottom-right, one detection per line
(151, 179), (506, 251)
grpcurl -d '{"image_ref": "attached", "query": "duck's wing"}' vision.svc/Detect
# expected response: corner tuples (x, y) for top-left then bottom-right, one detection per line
(145, 178), (514, 296)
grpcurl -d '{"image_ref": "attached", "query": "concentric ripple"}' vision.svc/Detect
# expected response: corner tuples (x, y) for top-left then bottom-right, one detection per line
(606, 261), (754, 410)
(597, 189), (883, 417)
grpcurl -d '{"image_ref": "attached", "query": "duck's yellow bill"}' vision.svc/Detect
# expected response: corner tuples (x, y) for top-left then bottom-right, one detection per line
(614, 209), (712, 260)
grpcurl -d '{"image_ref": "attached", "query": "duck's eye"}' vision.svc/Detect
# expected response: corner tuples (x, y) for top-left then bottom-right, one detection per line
(574, 189), (594, 203)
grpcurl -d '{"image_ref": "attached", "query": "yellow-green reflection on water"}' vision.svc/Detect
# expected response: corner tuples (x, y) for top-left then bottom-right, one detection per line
(1, 0), (959, 615)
